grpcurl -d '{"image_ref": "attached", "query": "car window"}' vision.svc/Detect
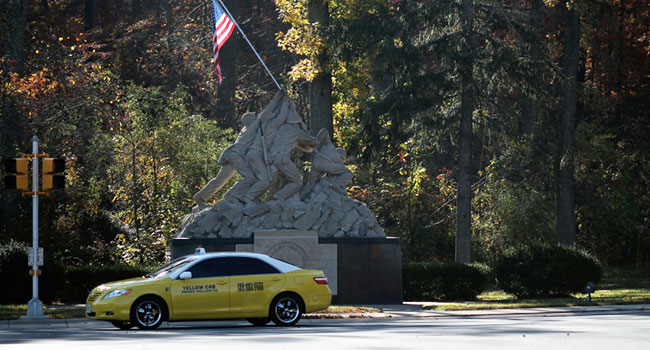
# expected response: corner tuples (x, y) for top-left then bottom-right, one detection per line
(187, 258), (228, 279)
(228, 257), (280, 276)
(147, 256), (198, 278)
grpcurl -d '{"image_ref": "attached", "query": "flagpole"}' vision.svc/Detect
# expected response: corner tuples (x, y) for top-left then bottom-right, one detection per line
(217, 0), (283, 92)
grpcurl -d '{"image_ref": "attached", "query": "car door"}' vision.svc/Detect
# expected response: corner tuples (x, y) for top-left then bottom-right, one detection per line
(170, 257), (229, 319)
(228, 257), (286, 316)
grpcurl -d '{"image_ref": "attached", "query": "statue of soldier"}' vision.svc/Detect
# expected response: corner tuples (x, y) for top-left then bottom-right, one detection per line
(266, 108), (317, 200)
(305, 129), (352, 195)
(243, 92), (290, 202)
(193, 111), (268, 205)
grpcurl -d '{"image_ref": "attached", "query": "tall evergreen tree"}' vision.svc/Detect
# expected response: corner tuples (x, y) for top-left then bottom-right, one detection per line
(328, 0), (562, 259)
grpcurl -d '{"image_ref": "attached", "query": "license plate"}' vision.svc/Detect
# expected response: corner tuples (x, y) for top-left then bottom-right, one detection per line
(86, 304), (91, 314)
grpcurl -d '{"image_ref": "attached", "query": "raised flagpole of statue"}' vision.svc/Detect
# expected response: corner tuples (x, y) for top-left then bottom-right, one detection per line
(176, 0), (385, 239)
(211, 0), (282, 90)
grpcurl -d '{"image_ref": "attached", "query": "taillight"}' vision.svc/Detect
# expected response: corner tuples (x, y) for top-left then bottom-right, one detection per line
(313, 276), (328, 285)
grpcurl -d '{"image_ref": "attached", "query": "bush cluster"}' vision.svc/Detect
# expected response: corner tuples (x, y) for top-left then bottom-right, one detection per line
(403, 261), (490, 301)
(0, 241), (150, 304)
(494, 243), (602, 298)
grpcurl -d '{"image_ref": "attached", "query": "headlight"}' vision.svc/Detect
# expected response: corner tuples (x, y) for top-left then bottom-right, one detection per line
(103, 289), (132, 299)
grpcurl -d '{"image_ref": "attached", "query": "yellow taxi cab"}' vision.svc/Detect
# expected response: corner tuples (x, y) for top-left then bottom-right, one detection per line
(85, 249), (331, 329)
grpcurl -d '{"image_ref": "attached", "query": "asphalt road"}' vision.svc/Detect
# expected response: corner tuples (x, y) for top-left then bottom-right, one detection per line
(2, 309), (650, 349)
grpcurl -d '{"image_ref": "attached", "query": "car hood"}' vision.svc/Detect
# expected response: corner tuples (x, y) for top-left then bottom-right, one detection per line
(94, 276), (158, 291)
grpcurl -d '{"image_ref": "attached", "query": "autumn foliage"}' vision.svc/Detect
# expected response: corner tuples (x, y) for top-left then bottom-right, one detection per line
(1, 0), (649, 273)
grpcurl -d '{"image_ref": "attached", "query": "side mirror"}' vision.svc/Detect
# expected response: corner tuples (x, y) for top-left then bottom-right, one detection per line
(179, 271), (192, 280)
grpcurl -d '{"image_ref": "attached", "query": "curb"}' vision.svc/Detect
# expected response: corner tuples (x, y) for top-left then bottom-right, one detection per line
(303, 312), (392, 319)
(305, 304), (650, 319)
(2, 318), (96, 329)
(381, 303), (650, 318)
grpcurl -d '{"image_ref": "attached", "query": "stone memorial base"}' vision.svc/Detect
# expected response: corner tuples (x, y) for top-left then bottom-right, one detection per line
(171, 230), (402, 304)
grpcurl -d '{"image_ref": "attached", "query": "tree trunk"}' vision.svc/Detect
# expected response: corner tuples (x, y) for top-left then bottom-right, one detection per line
(2, 0), (29, 74)
(131, 0), (142, 19)
(84, 0), (97, 30)
(214, 0), (240, 128)
(308, 0), (333, 137)
(159, 0), (173, 26)
(0, 0), (29, 163)
(520, 0), (544, 136)
(556, 2), (579, 246)
(131, 136), (140, 257)
(456, 0), (474, 263)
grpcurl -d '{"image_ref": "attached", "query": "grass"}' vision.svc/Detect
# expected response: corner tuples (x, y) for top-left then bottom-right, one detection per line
(0, 305), (86, 320)
(314, 305), (381, 314)
(423, 275), (650, 311)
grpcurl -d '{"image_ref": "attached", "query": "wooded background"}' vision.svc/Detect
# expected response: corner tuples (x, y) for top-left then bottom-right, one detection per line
(1, 0), (648, 270)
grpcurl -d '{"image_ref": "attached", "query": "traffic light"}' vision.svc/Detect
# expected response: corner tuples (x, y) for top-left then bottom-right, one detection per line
(4, 158), (29, 191)
(42, 158), (65, 190)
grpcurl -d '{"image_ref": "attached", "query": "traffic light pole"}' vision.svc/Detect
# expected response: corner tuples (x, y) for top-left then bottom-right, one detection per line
(24, 136), (46, 319)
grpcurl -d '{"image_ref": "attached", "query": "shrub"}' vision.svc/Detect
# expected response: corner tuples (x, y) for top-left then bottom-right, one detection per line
(0, 240), (65, 304)
(494, 243), (602, 298)
(403, 261), (490, 301)
(0, 240), (150, 304)
(59, 264), (151, 303)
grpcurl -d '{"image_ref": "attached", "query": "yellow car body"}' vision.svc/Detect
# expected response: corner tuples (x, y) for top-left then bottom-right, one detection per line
(86, 251), (331, 329)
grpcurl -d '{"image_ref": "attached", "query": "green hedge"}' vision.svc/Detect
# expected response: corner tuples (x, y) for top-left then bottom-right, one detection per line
(59, 265), (151, 303)
(494, 243), (602, 298)
(403, 261), (490, 301)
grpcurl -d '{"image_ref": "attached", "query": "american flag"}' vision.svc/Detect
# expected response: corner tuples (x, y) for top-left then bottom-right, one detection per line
(211, 0), (235, 83)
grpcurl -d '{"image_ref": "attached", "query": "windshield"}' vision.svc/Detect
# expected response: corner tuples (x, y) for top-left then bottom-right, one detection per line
(145, 256), (198, 278)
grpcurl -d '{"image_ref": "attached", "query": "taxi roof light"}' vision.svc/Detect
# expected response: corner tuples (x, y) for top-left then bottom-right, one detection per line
(195, 247), (206, 254)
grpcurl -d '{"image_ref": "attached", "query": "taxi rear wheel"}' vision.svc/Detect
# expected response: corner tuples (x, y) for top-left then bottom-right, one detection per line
(131, 297), (166, 330)
(110, 321), (133, 330)
(270, 293), (303, 326)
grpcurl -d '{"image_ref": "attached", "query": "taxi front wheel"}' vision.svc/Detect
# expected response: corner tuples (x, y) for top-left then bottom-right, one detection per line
(270, 294), (303, 326)
(131, 297), (165, 330)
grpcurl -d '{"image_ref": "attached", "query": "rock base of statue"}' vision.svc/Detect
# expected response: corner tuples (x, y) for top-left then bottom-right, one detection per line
(174, 174), (402, 303)
(175, 177), (385, 239)
(170, 230), (402, 304)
